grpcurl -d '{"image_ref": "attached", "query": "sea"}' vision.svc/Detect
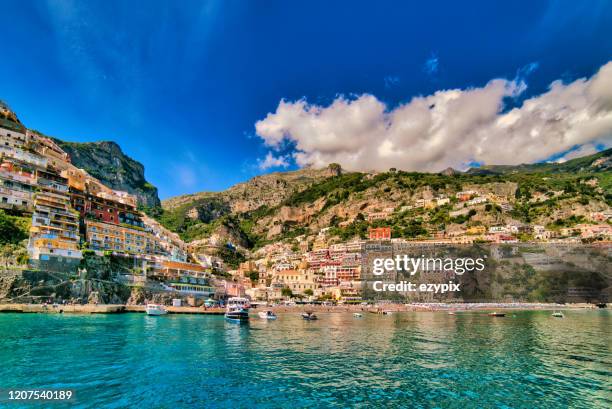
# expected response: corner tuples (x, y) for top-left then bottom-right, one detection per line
(0, 310), (610, 408)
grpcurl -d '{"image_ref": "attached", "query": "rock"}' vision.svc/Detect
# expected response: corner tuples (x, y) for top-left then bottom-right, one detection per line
(55, 140), (161, 207)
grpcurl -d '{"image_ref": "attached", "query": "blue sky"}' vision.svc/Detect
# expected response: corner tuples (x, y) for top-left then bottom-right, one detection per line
(1, 1), (611, 199)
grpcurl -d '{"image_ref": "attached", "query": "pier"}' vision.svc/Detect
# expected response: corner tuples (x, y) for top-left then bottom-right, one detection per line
(0, 304), (225, 315)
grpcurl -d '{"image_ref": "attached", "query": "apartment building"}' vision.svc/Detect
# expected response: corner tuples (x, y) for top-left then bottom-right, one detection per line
(28, 190), (82, 272)
(0, 158), (38, 211)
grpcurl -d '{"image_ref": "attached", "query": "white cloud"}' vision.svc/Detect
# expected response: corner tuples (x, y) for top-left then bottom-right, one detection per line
(255, 61), (612, 172)
(257, 152), (290, 170)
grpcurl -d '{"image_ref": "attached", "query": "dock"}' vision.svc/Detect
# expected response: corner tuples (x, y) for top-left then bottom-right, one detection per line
(0, 304), (225, 315)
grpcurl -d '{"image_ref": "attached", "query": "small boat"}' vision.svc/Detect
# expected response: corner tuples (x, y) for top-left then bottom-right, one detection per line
(302, 312), (318, 320)
(145, 304), (167, 316)
(488, 312), (506, 317)
(353, 312), (363, 318)
(552, 311), (564, 318)
(382, 311), (393, 316)
(258, 310), (277, 320)
(448, 311), (456, 315)
(225, 297), (250, 323)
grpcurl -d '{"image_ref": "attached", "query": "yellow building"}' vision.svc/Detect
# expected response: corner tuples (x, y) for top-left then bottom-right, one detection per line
(273, 269), (318, 295)
(466, 226), (486, 235)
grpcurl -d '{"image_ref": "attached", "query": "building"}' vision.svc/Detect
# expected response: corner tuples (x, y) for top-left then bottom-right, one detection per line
(150, 260), (214, 297)
(466, 226), (486, 235)
(456, 191), (475, 201)
(0, 157), (38, 211)
(85, 219), (150, 254)
(273, 269), (318, 296)
(369, 227), (391, 240)
(28, 190), (82, 272)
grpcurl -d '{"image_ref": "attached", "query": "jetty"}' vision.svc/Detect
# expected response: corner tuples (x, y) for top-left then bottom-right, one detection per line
(0, 303), (225, 315)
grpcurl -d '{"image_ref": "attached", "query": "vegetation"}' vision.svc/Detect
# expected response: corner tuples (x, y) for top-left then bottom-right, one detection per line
(216, 242), (246, 269)
(0, 209), (30, 245)
(152, 148), (611, 249)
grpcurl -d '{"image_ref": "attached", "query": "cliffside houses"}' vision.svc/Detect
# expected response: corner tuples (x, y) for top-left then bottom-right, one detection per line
(0, 101), (215, 300)
(28, 189), (82, 272)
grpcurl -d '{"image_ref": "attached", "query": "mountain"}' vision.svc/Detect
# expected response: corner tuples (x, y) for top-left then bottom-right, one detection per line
(159, 166), (340, 244)
(54, 139), (161, 207)
(466, 148), (612, 175)
(159, 150), (612, 249)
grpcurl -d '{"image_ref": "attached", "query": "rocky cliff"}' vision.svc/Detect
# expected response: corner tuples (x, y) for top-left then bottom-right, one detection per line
(55, 140), (161, 207)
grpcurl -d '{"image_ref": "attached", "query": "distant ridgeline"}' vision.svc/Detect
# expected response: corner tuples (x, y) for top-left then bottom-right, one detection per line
(360, 242), (611, 303)
(158, 149), (611, 252)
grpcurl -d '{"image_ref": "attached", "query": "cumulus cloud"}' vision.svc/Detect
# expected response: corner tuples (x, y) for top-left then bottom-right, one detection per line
(257, 152), (290, 170)
(254, 61), (612, 172)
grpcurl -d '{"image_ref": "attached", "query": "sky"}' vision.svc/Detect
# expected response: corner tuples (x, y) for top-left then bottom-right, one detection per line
(1, 1), (612, 199)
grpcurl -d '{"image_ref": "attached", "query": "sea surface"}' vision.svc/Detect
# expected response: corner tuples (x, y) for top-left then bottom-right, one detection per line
(0, 310), (610, 408)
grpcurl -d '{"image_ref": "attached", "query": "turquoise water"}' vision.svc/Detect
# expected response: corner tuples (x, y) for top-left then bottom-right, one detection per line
(0, 310), (610, 408)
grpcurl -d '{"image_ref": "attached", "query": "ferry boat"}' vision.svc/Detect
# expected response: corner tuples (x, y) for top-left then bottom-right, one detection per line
(258, 310), (277, 320)
(145, 304), (167, 316)
(225, 297), (250, 323)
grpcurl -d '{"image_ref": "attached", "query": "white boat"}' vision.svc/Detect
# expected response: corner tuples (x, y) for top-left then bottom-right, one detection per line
(302, 311), (318, 320)
(552, 311), (564, 318)
(145, 304), (167, 316)
(258, 310), (277, 320)
(353, 312), (363, 318)
(225, 297), (250, 323)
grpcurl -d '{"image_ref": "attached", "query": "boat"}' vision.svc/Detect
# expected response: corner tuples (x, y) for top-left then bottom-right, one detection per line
(353, 312), (363, 318)
(302, 311), (318, 320)
(382, 311), (393, 316)
(145, 304), (167, 316)
(225, 297), (250, 323)
(488, 312), (506, 317)
(552, 311), (564, 318)
(447, 311), (456, 315)
(258, 310), (277, 320)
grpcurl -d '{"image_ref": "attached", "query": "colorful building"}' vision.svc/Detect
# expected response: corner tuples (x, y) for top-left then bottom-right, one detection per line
(28, 190), (82, 272)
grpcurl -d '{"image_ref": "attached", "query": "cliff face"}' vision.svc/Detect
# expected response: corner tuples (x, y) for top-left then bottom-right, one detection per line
(55, 140), (161, 208)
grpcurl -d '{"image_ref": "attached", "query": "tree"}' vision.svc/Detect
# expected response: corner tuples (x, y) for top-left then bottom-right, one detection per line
(281, 287), (293, 298)
(303, 288), (313, 297)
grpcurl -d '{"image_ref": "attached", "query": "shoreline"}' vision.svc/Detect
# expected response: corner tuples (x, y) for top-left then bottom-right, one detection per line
(0, 302), (605, 315)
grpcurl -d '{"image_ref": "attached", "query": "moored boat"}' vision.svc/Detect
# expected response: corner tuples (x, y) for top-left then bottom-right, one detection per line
(488, 312), (506, 317)
(302, 311), (318, 320)
(353, 312), (363, 318)
(225, 297), (250, 323)
(552, 311), (564, 318)
(145, 304), (167, 316)
(258, 310), (277, 320)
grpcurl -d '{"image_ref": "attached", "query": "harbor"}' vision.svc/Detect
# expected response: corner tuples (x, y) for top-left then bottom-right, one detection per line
(0, 302), (603, 315)
(0, 303), (225, 315)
